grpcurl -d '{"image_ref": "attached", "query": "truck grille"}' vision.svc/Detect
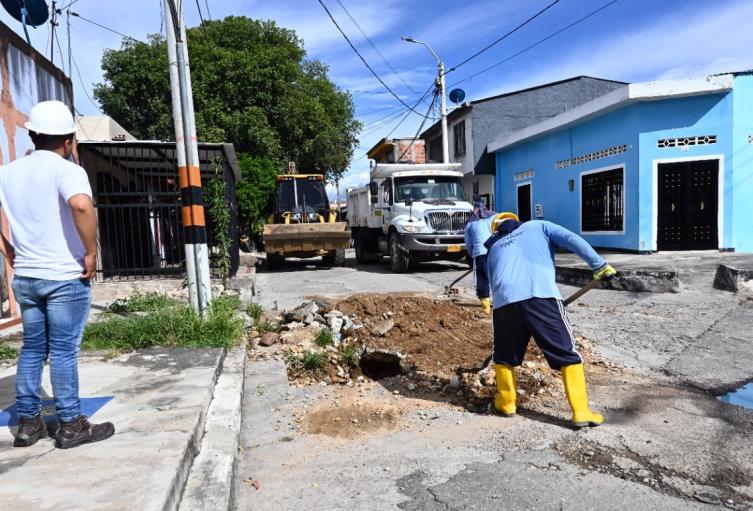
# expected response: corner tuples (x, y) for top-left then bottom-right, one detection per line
(426, 211), (471, 232)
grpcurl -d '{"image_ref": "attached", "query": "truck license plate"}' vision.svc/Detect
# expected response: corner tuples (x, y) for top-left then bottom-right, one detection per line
(447, 245), (461, 253)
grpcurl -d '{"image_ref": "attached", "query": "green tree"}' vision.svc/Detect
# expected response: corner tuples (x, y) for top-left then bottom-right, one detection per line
(94, 17), (360, 230)
(234, 154), (277, 234)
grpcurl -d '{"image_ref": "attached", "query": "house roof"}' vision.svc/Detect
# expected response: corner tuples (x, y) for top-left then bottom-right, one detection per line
(420, 75), (626, 139)
(487, 73), (735, 154)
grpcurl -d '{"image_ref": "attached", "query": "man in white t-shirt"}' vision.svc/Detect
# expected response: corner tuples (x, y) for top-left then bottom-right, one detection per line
(0, 101), (114, 449)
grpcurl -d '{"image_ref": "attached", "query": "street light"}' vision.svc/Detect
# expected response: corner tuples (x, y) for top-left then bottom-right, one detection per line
(402, 36), (449, 164)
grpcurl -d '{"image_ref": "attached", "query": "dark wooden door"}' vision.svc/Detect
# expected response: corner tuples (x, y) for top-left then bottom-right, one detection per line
(517, 184), (532, 222)
(658, 160), (718, 250)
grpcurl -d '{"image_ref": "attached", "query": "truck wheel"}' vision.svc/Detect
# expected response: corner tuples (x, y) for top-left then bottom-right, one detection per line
(388, 233), (412, 273)
(266, 252), (283, 270)
(355, 233), (377, 264)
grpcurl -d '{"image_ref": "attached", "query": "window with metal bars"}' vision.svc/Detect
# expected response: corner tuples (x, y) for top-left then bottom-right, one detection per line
(453, 121), (466, 159)
(581, 167), (624, 232)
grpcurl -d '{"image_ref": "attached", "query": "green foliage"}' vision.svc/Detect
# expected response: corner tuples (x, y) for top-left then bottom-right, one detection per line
(0, 342), (18, 360)
(205, 159), (232, 282)
(313, 328), (334, 348)
(255, 319), (282, 335)
(235, 154), (278, 233)
(94, 17), (361, 183)
(83, 296), (244, 352)
(106, 292), (179, 314)
(246, 302), (264, 324)
(340, 345), (358, 367)
(286, 349), (327, 372)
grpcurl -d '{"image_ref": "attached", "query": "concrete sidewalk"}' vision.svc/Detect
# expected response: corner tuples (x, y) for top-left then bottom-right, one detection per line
(0, 348), (224, 510)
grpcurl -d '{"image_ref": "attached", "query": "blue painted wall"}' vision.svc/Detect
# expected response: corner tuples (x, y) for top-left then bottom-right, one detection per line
(494, 77), (751, 252)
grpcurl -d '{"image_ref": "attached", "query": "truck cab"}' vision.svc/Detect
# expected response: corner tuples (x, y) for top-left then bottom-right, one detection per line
(348, 163), (473, 273)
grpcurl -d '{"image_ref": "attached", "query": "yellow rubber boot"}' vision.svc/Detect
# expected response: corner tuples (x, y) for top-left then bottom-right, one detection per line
(494, 364), (517, 417)
(561, 363), (604, 428)
(480, 298), (491, 315)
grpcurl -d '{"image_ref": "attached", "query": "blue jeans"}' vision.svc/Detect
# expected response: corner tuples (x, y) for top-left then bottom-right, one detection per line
(12, 276), (91, 422)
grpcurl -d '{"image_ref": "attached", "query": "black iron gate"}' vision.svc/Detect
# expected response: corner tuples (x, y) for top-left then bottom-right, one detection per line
(658, 159), (718, 251)
(78, 142), (240, 280)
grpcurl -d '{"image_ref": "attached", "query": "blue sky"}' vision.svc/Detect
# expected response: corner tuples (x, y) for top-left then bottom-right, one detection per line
(2, 0), (751, 198)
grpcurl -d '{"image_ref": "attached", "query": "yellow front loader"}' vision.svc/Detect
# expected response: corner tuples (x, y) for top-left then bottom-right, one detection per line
(262, 174), (350, 270)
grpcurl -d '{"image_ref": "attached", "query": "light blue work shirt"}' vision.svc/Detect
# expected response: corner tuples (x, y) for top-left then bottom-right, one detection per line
(485, 220), (606, 308)
(464, 215), (496, 258)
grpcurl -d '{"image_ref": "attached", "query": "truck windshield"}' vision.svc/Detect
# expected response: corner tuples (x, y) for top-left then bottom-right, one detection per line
(277, 178), (328, 212)
(394, 176), (465, 203)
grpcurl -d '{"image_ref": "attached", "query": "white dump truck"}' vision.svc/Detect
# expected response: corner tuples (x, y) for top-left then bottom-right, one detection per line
(347, 163), (474, 272)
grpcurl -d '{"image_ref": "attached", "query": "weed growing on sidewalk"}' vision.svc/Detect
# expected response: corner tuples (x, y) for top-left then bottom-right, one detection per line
(83, 295), (245, 352)
(313, 328), (334, 348)
(286, 349), (327, 372)
(256, 319), (282, 335)
(107, 292), (179, 314)
(246, 303), (264, 324)
(0, 342), (17, 360)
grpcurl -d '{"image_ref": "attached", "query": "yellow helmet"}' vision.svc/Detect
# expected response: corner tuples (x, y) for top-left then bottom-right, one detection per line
(491, 212), (520, 232)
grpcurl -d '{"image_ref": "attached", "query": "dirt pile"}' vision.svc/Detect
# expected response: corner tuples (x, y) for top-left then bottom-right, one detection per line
(250, 293), (618, 413)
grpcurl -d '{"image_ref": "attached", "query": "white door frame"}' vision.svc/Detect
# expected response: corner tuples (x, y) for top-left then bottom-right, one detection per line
(651, 154), (724, 251)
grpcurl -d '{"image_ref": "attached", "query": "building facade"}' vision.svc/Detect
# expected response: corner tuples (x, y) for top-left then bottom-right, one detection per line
(488, 73), (753, 253)
(421, 76), (625, 209)
(366, 137), (426, 164)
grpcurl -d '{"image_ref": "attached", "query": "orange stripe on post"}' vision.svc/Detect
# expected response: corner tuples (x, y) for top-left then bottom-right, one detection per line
(182, 205), (206, 227)
(178, 165), (202, 188)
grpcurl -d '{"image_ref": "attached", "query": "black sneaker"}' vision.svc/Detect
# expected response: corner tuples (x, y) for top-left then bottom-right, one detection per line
(55, 416), (115, 449)
(13, 414), (47, 447)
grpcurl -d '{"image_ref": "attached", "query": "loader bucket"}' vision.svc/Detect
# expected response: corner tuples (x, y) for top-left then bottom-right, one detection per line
(262, 222), (350, 253)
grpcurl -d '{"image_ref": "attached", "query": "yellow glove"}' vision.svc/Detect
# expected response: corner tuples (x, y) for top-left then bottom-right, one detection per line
(593, 264), (616, 281)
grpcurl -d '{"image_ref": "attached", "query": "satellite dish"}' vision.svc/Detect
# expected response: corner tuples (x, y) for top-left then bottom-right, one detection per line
(448, 88), (466, 104)
(1, 0), (49, 44)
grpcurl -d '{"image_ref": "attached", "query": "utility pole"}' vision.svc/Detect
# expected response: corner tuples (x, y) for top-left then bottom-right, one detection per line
(402, 37), (449, 163)
(164, 0), (212, 315)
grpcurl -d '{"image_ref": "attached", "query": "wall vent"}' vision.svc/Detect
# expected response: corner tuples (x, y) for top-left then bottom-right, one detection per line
(556, 144), (628, 170)
(514, 169), (535, 181)
(657, 135), (716, 149)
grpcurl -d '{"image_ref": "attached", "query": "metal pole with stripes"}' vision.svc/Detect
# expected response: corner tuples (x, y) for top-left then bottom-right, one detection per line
(165, 0), (211, 315)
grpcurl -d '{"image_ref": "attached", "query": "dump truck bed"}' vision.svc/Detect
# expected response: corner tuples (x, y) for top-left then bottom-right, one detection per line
(262, 222), (350, 253)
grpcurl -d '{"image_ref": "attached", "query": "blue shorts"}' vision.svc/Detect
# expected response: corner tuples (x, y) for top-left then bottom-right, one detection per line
(492, 297), (582, 370)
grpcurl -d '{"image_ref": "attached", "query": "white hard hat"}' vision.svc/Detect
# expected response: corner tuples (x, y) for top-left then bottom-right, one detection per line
(25, 100), (76, 135)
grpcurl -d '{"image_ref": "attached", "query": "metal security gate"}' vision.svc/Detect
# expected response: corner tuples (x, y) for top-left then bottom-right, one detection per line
(78, 142), (240, 280)
(658, 160), (718, 250)
(517, 184), (532, 222)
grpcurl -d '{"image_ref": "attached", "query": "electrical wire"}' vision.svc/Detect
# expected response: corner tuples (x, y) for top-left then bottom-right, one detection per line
(446, 0), (560, 74)
(195, 0), (206, 24)
(203, 0), (212, 20)
(396, 92), (438, 161)
(69, 12), (144, 43)
(317, 0), (432, 119)
(333, 0), (418, 95)
(448, 0), (620, 87)
(70, 50), (103, 114)
(58, 0), (80, 11)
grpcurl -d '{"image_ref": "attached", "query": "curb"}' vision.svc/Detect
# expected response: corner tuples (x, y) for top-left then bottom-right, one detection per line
(556, 265), (680, 293)
(179, 347), (247, 511)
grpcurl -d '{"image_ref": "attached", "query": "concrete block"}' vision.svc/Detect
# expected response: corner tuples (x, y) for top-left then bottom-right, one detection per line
(556, 266), (680, 293)
(713, 264), (753, 293)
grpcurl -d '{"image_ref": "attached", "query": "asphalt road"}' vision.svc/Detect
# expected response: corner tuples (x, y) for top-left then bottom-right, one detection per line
(235, 250), (753, 510)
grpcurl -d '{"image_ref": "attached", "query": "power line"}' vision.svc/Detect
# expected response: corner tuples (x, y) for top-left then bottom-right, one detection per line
(58, 0), (80, 11)
(333, 0), (418, 95)
(195, 0), (206, 24)
(70, 50), (103, 114)
(449, 0), (620, 87)
(446, 0), (561, 74)
(317, 0), (432, 119)
(203, 0), (212, 21)
(397, 92), (438, 161)
(69, 12), (144, 43)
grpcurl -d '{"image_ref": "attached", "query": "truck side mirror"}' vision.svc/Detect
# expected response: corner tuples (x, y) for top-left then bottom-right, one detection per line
(370, 182), (378, 204)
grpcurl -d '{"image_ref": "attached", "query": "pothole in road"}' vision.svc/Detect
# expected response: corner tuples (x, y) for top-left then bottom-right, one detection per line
(359, 349), (404, 380)
(720, 382), (753, 411)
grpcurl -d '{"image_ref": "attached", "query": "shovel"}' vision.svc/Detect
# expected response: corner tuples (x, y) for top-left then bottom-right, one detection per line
(439, 268), (473, 297)
(461, 277), (607, 374)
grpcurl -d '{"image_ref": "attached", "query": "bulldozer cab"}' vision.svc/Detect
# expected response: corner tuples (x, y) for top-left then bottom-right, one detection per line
(274, 175), (331, 223)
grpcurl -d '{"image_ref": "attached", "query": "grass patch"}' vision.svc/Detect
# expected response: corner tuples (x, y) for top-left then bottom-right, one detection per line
(83, 295), (244, 352)
(0, 342), (18, 360)
(256, 319), (282, 335)
(106, 292), (179, 314)
(340, 345), (358, 367)
(286, 349), (328, 372)
(246, 302), (264, 324)
(313, 328), (334, 348)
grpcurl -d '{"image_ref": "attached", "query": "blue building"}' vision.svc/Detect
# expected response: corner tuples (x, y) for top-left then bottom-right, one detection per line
(487, 72), (753, 253)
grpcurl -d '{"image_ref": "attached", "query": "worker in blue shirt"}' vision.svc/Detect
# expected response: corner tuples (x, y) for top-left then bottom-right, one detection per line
(484, 214), (616, 428)
(464, 203), (499, 314)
